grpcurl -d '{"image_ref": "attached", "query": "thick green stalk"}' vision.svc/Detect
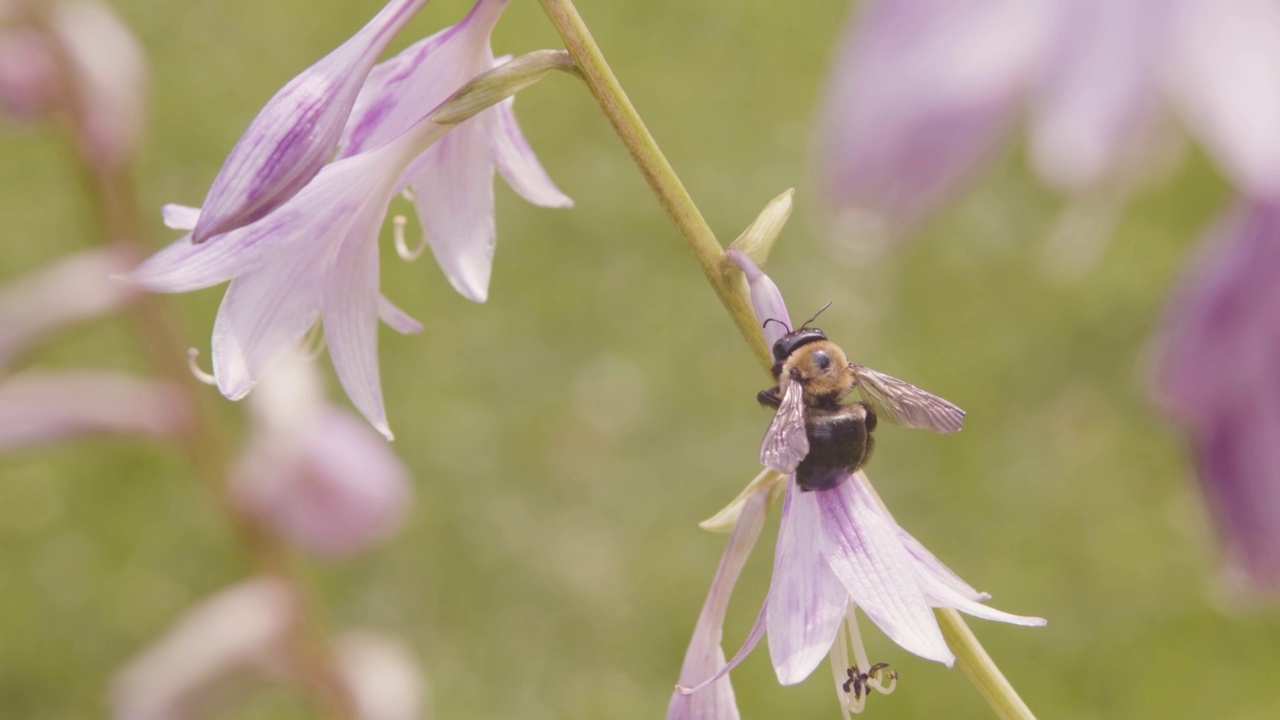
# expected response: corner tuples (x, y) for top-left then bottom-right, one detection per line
(536, 1), (1036, 718)
(535, 0), (770, 374)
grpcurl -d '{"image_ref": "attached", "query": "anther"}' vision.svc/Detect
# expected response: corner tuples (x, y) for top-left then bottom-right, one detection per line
(392, 214), (428, 261)
(186, 348), (216, 386)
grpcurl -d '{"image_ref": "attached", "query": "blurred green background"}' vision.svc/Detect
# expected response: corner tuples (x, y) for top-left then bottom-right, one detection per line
(2, 1), (1278, 718)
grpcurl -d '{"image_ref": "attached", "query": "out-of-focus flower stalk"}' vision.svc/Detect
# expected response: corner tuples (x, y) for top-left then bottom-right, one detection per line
(536, 1), (1034, 716)
(38, 10), (355, 719)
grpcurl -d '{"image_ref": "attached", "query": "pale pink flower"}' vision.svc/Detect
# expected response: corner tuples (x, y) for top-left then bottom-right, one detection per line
(232, 351), (411, 558)
(339, 0), (572, 302)
(333, 631), (426, 720)
(111, 578), (295, 720)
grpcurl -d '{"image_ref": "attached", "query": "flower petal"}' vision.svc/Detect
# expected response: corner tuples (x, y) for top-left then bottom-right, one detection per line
(815, 0), (1053, 242)
(339, 0), (508, 159)
(895, 526), (989, 602)
(725, 250), (792, 347)
(1165, 0), (1280, 198)
(162, 203), (200, 230)
(333, 632), (425, 720)
(409, 117), (497, 302)
(667, 484), (770, 719)
(378, 294), (423, 334)
(192, 0), (429, 242)
(816, 474), (953, 665)
(766, 484), (848, 685)
(0, 247), (136, 369)
(490, 96), (572, 207)
(111, 578), (294, 720)
(916, 565), (1046, 627)
(1027, 0), (1168, 191)
(324, 228), (391, 439)
(0, 372), (188, 452)
(211, 251), (325, 401)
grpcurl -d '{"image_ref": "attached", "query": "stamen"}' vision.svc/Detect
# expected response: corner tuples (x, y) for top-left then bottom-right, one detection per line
(392, 214), (428, 261)
(186, 348), (216, 386)
(846, 604), (872, 673)
(866, 662), (898, 696)
(829, 622), (861, 717)
(400, 187), (416, 203)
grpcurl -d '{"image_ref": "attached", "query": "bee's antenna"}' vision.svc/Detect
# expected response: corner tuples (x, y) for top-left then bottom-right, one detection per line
(761, 318), (791, 333)
(800, 301), (834, 329)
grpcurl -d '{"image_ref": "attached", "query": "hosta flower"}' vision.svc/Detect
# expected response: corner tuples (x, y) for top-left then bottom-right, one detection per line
(191, 0), (430, 243)
(231, 350), (411, 558)
(120, 50), (569, 439)
(816, 0), (1280, 245)
(1153, 201), (1280, 596)
(339, 0), (572, 302)
(674, 252), (1043, 717)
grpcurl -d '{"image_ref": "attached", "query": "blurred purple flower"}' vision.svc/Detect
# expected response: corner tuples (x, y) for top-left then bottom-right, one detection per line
(191, 0), (430, 244)
(1153, 201), (1280, 596)
(0, 246), (136, 370)
(0, 25), (58, 120)
(332, 631), (426, 720)
(120, 113), (446, 439)
(0, 371), (188, 452)
(112, 578), (295, 720)
(232, 351), (411, 558)
(817, 0), (1280, 244)
(339, 0), (571, 302)
(676, 254), (1043, 716)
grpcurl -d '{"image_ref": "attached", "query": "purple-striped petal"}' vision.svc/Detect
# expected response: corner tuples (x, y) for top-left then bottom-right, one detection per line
(339, 0), (507, 160)
(815, 0), (1053, 241)
(1028, 0), (1168, 191)
(896, 526), (989, 602)
(0, 247), (136, 369)
(1165, 0), (1280, 198)
(410, 118), (498, 302)
(324, 229), (390, 439)
(162, 203), (200, 230)
(766, 483), (847, 685)
(726, 250), (792, 347)
(491, 96), (572, 207)
(816, 474), (953, 665)
(0, 372), (188, 451)
(667, 485), (770, 720)
(192, 0), (430, 243)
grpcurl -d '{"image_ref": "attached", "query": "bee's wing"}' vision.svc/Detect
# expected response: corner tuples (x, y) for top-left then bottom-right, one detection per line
(850, 363), (965, 433)
(760, 379), (809, 473)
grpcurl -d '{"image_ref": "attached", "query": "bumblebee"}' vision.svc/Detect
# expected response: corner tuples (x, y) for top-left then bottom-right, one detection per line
(757, 321), (965, 491)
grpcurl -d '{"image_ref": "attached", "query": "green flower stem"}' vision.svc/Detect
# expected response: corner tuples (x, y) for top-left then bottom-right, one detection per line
(940, 608), (1037, 720)
(536, 1), (1037, 718)
(535, 0), (771, 374)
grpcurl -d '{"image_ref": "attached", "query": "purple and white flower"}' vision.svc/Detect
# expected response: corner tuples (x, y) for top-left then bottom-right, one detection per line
(1153, 200), (1280, 597)
(339, 0), (572, 302)
(816, 0), (1280, 244)
(191, 0), (430, 243)
(674, 253), (1043, 717)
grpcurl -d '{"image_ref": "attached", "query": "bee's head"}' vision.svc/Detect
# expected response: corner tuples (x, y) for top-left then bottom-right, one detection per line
(785, 339), (852, 403)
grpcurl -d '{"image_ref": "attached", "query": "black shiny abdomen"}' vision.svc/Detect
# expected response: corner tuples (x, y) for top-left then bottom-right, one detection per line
(796, 405), (875, 492)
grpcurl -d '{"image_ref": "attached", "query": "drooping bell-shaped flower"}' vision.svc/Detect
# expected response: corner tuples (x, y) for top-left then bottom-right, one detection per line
(1153, 201), (1280, 597)
(120, 49), (570, 439)
(675, 252), (1043, 716)
(339, 0), (572, 302)
(231, 350), (411, 558)
(190, 0), (430, 243)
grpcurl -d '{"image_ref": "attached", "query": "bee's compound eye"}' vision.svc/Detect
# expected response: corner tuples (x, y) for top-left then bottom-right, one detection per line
(812, 349), (831, 370)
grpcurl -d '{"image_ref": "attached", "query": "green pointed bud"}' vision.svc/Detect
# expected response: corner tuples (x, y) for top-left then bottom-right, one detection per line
(431, 49), (577, 126)
(698, 469), (786, 533)
(727, 188), (794, 268)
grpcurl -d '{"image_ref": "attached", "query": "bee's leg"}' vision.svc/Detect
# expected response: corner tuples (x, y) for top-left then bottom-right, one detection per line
(860, 401), (877, 432)
(757, 387), (782, 408)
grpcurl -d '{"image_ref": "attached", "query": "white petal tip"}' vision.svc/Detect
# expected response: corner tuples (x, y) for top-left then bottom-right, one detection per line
(375, 422), (395, 442)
